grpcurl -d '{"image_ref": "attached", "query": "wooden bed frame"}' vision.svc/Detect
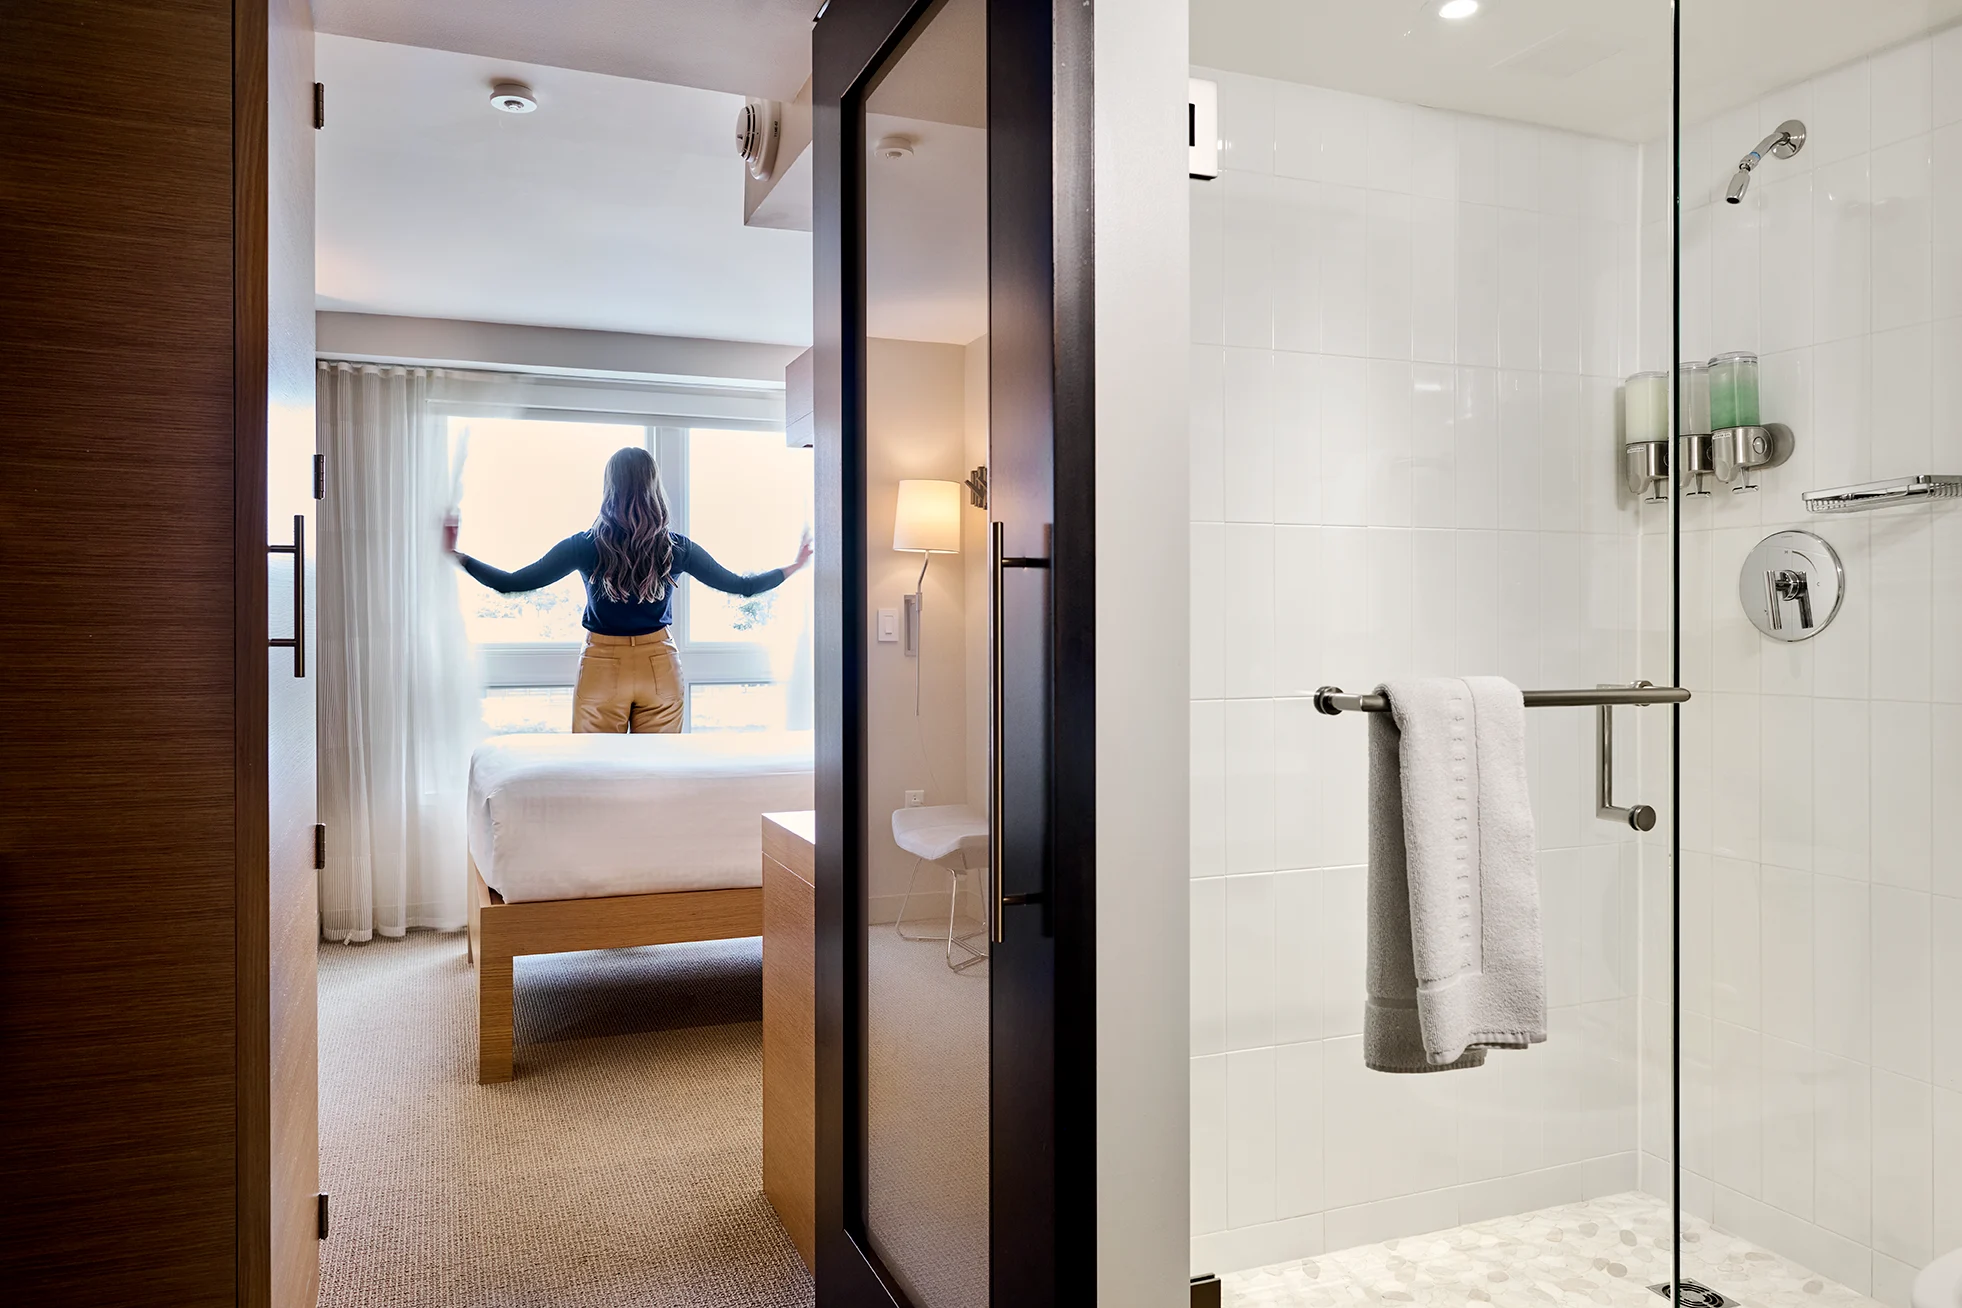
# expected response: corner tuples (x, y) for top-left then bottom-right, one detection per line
(466, 854), (764, 1083)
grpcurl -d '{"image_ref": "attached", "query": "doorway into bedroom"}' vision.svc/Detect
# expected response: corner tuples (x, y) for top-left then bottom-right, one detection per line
(304, 4), (822, 1305)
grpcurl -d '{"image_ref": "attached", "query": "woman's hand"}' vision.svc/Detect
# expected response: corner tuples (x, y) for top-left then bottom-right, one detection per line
(783, 527), (814, 577)
(442, 513), (460, 557)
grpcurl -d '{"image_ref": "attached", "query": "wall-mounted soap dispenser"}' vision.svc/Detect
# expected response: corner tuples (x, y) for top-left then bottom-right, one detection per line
(1622, 354), (1795, 503)
(1676, 360), (1714, 496)
(1705, 352), (1794, 490)
(1622, 370), (1670, 501)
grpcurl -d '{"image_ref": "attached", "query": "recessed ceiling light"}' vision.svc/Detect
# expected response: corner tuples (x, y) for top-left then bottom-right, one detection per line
(1438, 0), (1479, 18)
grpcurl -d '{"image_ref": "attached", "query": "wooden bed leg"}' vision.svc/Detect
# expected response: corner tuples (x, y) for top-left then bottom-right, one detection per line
(478, 949), (514, 1084)
(467, 853), (488, 966)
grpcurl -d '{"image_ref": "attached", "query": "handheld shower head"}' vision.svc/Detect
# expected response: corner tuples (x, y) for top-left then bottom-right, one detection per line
(1725, 119), (1806, 204)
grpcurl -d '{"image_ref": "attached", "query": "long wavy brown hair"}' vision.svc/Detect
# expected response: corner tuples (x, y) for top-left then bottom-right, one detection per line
(590, 446), (675, 603)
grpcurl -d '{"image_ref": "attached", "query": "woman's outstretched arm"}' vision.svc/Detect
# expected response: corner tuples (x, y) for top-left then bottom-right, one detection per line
(454, 532), (590, 594)
(675, 530), (811, 597)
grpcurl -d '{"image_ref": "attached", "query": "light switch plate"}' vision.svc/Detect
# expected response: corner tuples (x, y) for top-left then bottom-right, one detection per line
(877, 608), (899, 642)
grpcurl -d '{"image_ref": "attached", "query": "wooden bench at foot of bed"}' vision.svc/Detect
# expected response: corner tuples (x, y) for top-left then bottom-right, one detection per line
(466, 854), (764, 1084)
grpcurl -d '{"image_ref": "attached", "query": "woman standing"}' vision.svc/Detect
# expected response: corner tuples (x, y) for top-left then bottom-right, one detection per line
(448, 445), (811, 733)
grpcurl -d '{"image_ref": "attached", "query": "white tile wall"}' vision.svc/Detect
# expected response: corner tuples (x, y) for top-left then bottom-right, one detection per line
(1634, 28), (1962, 1307)
(1189, 65), (1644, 1280)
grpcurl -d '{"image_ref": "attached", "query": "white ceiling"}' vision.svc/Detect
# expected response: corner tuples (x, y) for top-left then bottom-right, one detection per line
(313, 0), (816, 100)
(1193, 0), (1962, 142)
(314, 35), (813, 345)
(864, 0), (987, 345)
(866, 114), (987, 345)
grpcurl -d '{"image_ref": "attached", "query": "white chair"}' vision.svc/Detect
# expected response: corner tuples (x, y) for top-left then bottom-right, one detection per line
(890, 804), (989, 973)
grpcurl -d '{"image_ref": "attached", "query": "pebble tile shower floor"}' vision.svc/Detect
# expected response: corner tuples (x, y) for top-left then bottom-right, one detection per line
(1223, 1193), (1878, 1308)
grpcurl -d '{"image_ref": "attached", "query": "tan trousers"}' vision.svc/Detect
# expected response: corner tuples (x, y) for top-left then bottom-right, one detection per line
(572, 629), (683, 733)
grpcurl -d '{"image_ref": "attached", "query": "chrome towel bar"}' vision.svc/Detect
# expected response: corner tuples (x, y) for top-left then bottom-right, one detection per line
(1312, 681), (1689, 833)
(1312, 684), (1691, 715)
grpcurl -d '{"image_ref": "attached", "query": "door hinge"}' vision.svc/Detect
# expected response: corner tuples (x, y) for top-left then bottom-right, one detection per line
(312, 452), (325, 500)
(317, 1192), (329, 1239)
(313, 823), (327, 870)
(313, 82), (325, 130)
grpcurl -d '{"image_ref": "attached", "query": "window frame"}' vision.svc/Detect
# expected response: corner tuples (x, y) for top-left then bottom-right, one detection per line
(441, 410), (794, 693)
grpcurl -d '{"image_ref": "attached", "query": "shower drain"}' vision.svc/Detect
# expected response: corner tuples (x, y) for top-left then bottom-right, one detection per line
(1650, 1280), (1736, 1308)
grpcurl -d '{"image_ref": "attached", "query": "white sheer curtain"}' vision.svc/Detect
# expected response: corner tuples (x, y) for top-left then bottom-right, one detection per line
(316, 362), (482, 940)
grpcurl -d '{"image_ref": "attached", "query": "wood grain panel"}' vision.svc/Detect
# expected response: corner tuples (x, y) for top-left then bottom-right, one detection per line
(762, 846), (817, 1268)
(0, 1), (244, 1300)
(485, 884), (765, 958)
(763, 809), (818, 882)
(468, 858), (765, 1083)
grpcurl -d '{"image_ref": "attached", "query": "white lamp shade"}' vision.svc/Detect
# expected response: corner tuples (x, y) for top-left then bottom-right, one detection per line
(893, 479), (961, 553)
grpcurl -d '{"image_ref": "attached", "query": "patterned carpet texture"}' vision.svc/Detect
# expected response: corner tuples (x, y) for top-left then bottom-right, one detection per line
(317, 931), (813, 1307)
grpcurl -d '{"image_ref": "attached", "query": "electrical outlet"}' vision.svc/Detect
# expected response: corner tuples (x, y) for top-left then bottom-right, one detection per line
(904, 790), (925, 807)
(877, 608), (899, 642)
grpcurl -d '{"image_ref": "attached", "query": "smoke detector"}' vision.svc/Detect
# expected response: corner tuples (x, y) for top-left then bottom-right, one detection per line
(490, 81), (537, 114)
(736, 99), (782, 180)
(874, 134), (915, 160)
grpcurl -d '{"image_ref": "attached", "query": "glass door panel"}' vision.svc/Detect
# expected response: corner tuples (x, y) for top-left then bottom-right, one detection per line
(861, 1), (991, 1303)
(1677, 6), (1959, 1307)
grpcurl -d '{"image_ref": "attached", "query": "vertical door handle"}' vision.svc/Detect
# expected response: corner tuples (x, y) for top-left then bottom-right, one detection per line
(269, 513), (305, 678)
(990, 520), (1049, 943)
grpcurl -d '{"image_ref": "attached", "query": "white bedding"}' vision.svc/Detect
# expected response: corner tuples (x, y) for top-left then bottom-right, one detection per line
(467, 731), (814, 904)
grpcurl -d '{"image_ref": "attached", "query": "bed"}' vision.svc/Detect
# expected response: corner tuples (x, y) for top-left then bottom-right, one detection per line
(465, 730), (814, 1082)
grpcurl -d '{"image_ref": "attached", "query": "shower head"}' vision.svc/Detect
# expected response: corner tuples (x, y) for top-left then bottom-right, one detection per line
(1725, 119), (1805, 203)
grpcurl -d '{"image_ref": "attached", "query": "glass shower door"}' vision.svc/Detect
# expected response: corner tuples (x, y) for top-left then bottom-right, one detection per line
(1673, 6), (1960, 1308)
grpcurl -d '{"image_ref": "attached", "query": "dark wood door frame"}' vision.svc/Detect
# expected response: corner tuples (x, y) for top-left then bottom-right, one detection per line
(811, 2), (1096, 1303)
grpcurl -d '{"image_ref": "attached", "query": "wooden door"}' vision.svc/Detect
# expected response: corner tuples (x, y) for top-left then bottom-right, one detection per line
(0, 1), (316, 1300)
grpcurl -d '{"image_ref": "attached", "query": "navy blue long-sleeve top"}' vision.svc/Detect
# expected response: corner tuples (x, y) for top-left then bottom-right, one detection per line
(459, 531), (785, 636)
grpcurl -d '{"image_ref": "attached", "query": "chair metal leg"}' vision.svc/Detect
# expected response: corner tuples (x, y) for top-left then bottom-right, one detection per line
(896, 856), (989, 973)
(944, 863), (988, 974)
(895, 857), (947, 942)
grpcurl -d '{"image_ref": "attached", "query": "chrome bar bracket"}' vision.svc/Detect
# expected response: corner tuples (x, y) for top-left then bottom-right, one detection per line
(1597, 681), (1657, 832)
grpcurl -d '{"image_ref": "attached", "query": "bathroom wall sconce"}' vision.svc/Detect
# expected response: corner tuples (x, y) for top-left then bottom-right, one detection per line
(894, 478), (962, 658)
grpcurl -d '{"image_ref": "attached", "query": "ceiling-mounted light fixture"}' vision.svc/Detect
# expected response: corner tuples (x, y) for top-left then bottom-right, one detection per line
(874, 134), (916, 160)
(1438, 0), (1479, 18)
(490, 81), (537, 114)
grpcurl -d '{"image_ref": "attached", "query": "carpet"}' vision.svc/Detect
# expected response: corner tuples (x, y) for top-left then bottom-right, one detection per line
(317, 931), (814, 1308)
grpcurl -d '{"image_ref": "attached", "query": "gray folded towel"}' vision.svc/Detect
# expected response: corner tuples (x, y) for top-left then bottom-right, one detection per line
(1364, 677), (1545, 1073)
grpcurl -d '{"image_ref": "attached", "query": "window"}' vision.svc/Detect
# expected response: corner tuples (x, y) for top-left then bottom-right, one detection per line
(674, 427), (815, 646)
(449, 413), (812, 733)
(450, 417), (643, 645)
(687, 682), (787, 733)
